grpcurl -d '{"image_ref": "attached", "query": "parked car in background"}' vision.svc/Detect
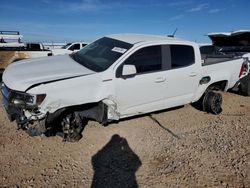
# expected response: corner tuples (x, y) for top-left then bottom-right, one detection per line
(51, 42), (88, 55)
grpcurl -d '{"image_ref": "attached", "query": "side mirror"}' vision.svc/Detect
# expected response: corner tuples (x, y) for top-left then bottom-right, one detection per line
(122, 64), (137, 77)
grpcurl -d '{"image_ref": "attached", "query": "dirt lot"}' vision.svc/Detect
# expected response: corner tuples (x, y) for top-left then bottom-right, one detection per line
(0, 92), (250, 187)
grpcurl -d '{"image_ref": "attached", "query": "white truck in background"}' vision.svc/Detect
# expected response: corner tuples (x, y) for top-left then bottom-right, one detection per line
(1, 33), (248, 142)
(51, 42), (88, 55)
(0, 31), (52, 77)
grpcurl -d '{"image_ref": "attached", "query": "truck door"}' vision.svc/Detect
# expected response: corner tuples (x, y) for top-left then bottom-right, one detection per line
(161, 45), (200, 108)
(114, 45), (167, 116)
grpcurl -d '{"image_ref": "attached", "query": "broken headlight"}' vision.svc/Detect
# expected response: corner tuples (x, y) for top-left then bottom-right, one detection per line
(10, 91), (46, 107)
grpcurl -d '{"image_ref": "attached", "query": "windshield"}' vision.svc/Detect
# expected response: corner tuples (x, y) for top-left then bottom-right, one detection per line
(62, 43), (72, 49)
(70, 37), (133, 72)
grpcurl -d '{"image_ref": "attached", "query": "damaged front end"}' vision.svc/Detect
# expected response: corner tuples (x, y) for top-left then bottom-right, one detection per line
(1, 82), (121, 141)
(1, 82), (47, 135)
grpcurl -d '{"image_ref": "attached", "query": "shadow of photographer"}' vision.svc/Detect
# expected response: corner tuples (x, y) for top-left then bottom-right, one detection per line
(91, 134), (142, 188)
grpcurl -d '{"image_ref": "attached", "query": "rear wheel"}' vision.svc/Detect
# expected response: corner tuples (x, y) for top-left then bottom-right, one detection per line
(240, 74), (250, 96)
(202, 91), (222, 115)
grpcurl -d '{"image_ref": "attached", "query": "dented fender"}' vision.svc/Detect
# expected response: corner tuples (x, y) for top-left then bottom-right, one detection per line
(102, 98), (120, 120)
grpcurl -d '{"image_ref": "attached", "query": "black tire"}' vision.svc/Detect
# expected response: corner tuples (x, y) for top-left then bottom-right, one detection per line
(202, 91), (222, 115)
(240, 74), (250, 96)
(61, 112), (87, 142)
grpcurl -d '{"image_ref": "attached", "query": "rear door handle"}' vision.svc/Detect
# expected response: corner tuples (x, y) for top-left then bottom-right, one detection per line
(189, 72), (198, 77)
(155, 77), (166, 83)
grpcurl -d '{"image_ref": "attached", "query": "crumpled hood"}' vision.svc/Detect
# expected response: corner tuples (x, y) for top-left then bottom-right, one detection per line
(3, 55), (95, 91)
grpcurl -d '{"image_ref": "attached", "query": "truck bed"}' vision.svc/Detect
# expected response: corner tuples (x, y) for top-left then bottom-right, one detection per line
(201, 56), (243, 91)
(202, 54), (241, 66)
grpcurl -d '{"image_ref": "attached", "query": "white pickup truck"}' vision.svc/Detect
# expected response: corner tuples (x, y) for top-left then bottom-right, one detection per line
(51, 42), (87, 55)
(1, 34), (248, 141)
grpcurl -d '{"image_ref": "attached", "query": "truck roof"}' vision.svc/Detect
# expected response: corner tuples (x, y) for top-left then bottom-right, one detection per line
(106, 33), (192, 45)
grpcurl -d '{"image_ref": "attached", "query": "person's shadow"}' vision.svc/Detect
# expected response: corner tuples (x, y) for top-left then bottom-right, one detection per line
(91, 134), (142, 188)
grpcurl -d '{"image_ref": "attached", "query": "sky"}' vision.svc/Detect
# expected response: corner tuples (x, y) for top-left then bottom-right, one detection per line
(1, 0), (250, 43)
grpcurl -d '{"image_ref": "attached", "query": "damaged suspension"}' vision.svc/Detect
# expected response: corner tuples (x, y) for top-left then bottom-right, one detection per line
(61, 112), (87, 142)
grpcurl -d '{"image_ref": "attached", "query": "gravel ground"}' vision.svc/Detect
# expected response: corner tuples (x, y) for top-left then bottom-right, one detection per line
(0, 92), (250, 187)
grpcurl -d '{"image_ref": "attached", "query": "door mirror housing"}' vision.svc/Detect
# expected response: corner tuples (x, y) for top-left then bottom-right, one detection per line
(122, 64), (137, 77)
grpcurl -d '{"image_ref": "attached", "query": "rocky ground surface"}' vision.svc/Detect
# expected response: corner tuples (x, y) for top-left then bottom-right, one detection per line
(0, 92), (250, 187)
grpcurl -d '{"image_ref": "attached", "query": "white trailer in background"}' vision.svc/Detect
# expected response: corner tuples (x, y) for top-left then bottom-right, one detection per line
(0, 31), (24, 48)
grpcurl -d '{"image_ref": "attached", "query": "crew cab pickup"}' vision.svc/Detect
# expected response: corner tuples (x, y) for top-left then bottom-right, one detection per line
(51, 42), (87, 55)
(1, 34), (248, 141)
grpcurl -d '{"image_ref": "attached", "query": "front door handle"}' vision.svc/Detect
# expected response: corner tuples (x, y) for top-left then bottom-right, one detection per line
(155, 77), (166, 83)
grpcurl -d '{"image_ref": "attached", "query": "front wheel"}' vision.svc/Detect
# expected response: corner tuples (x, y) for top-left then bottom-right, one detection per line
(202, 91), (222, 115)
(61, 112), (87, 142)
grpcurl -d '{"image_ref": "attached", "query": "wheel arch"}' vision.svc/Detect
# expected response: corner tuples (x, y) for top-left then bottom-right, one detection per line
(45, 100), (110, 126)
(206, 80), (228, 92)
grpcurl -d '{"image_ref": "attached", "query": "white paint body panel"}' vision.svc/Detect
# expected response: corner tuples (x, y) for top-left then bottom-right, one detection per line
(3, 55), (94, 91)
(2, 34), (244, 120)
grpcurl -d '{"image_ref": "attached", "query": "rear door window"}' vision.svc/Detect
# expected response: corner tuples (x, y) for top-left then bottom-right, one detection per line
(170, 45), (195, 68)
